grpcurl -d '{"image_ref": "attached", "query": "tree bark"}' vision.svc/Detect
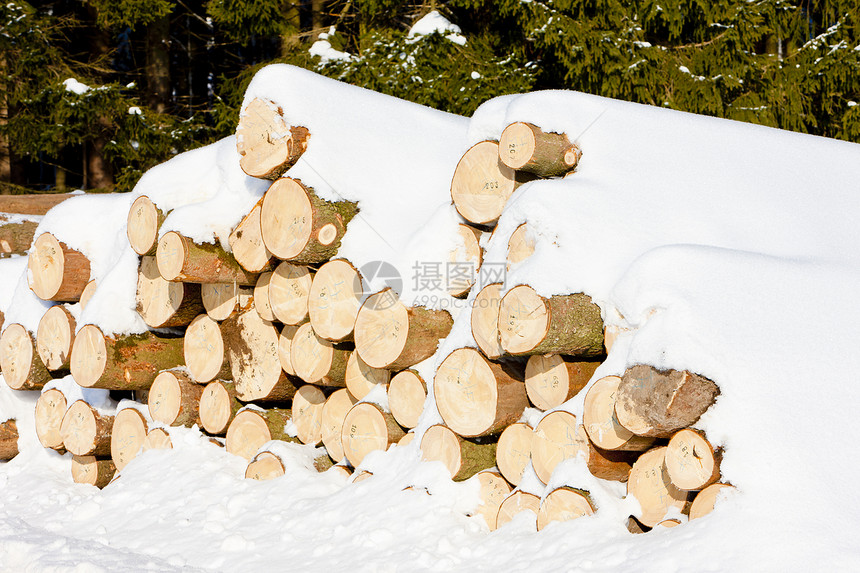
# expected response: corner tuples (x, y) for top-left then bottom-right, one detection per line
(156, 231), (258, 285)
(498, 122), (581, 177)
(71, 455), (115, 488)
(524, 354), (600, 411)
(420, 424), (497, 481)
(0, 193), (76, 215)
(148, 369), (203, 427)
(136, 256), (204, 329)
(0, 217), (37, 256)
(0, 419), (18, 460)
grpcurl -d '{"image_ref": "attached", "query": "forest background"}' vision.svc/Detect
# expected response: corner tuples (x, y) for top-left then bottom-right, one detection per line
(1, 0), (858, 194)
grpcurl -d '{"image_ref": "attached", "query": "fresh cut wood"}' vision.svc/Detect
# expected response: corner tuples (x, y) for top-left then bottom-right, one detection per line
(292, 384), (327, 445)
(471, 283), (504, 359)
(34, 388), (68, 451)
(495, 422), (534, 487)
(320, 388), (358, 463)
(236, 98), (310, 180)
(420, 424), (497, 481)
(582, 375), (656, 451)
(307, 259), (364, 342)
(689, 483), (735, 520)
(201, 283), (253, 321)
(127, 195), (166, 256)
(277, 324), (300, 376)
(537, 487), (595, 531)
(498, 121), (581, 177)
(199, 380), (243, 436)
(28, 232), (91, 301)
(156, 231), (258, 285)
(246, 450), (286, 480)
(79, 280), (98, 310)
(448, 224), (483, 297)
(142, 427), (173, 451)
(468, 470), (512, 531)
(60, 400), (113, 456)
(341, 402), (405, 467)
(184, 314), (232, 383)
(136, 256), (203, 329)
(36, 305), (76, 371)
(268, 262), (313, 325)
(387, 370), (426, 429)
(71, 455), (115, 488)
(627, 446), (692, 527)
(524, 354), (600, 411)
(148, 369), (203, 427)
(225, 408), (295, 461)
(253, 271), (275, 322)
(450, 140), (522, 226)
(665, 428), (722, 491)
(1, 323), (52, 390)
(495, 491), (540, 530)
(344, 351), (390, 400)
(228, 197), (276, 273)
(506, 223), (535, 270)
(290, 322), (349, 386)
(110, 407), (148, 471)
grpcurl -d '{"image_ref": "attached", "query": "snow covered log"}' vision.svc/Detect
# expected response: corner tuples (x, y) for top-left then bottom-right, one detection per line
(419, 424), (497, 481)
(225, 408), (296, 461)
(292, 384), (326, 445)
(506, 223), (535, 270)
(665, 428), (722, 491)
(201, 283), (253, 321)
(110, 407), (148, 471)
(221, 309), (299, 402)
(148, 370), (203, 427)
(0, 419), (19, 460)
(341, 402), (405, 467)
(236, 98), (311, 180)
(627, 446), (692, 527)
(434, 348), (527, 438)
(35, 388), (68, 452)
(387, 369), (426, 429)
(689, 483), (734, 520)
(71, 455), (115, 489)
(495, 422), (533, 486)
(36, 305), (76, 371)
(135, 256), (204, 329)
(156, 231), (258, 285)
(260, 178), (357, 264)
(0, 323), (52, 390)
(354, 290), (453, 370)
(469, 285), (506, 364)
(343, 350), (390, 400)
(498, 286), (605, 357)
(290, 322), (349, 386)
(60, 400), (113, 457)
(127, 195), (167, 256)
(306, 259), (364, 342)
(468, 470), (512, 531)
(199, 380), (243, 436)
(0, 216), (37, 256)
(448, 224), (483, 297)
(142, 427), (173, 451)
(524, 354), (600, 411)
(79, 280), (97, 311)
(450, 140), (529, 226)
(582, 375), (656, 452)
(495, 491), (540, 530)
(0, 193), (75, 215)
(268, 262), (313, 325)
(320, 388), (357, 463)
(228, 197), (276, 274)
(498, 122), (581, 177)
(28, 232), (91, 301)
(536, 487), (594, 531)
(245, 450), (286, 481)
(70, 326), (184, 390)
(614, 365), (719, 438)
(184, 314), (232, 384)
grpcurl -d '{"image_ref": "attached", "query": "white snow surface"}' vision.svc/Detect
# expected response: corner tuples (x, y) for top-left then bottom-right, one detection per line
(0, 69), (859, 570)
(408, 10), (467, 45)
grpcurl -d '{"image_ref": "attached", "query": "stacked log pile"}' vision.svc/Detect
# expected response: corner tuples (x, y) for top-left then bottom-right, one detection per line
(0, 98), (734, 534)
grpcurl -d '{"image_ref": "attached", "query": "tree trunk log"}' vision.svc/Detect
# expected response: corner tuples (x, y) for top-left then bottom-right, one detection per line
(0, 217), (37, 256)
(35, 388), (68, 452)
(126, 195), (167, 256)
(450, 140), (528, 226)
(80, 280), (98, 311)
(420, 424), (497, 481)
(471, 283), (504, 360)
(110, 407), (148, 471)
(199, 380), (243, 436)
(253, 271), (275, 322)
(506, 223), (535, 270)
(615, 365), (720, 438)
(228, 197), (276, 273)
(71, 455), (115, 488)
(136, 256), (204, 329)
(467, 470), (512, 531)
(0, 419), (18, 460)
(269, 262), (314, 326)
(148, 369), (203, 427)
(201, 283), (253, 321)
(524, 354), (600, 411)
(448, 224), (483, 297)
(225, 407), (296, 461)
(495, 422), (534, 487)
(277, 324), (301, 377)
(0, 323), (52, 390)
(290, 322), (351, 386)
(496, 491), (540, 531)
(320, 388), (357, 463)
(60, 400), (113, 456)
(627, 446), (692, 527)
(28, 232), (91, 301)
(665, 428), (722, 491)
(341, 402), (405, 467)
(434, 348), (527, 438)
(260, 178), (357, 264)
(0, 193), (75, 215)
(142, 427), (173, 451)
(184, 314), (232, 384)
(689, 483), (734, 520)
(537, 487), (594, 531)
(156, 231), (258, 285)
(70, 325), (184, 390)
(236, 98), (311, 180)
(583, 375), (656, 452)
(221, 309), (299, 402)
(307, 259), (365, 342)
(344, 351), (389, 400)
(498, 122), (581, 177)
(292, 384), (327, 445)
(499, 286), (604, 358)
(36, 305), (76, 371)
(388, 369), (426, 429)
(245, 450), (286, 480)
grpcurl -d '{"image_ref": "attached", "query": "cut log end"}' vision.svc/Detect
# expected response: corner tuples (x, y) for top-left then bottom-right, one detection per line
(1, 323), (51, 390)
(184, 314), (229, 384)
(495, 422), (534, 487)
(246, 451), (286, 480)
(148, 370), (202, 427)
(496, 491), (540, 530)
(110, 407), (148, 472)
(308, 259), (363, 342)
(28, 233), (91, 302)
(320, 388), (358, 463)
(388, 370), (426, 429)
(269, 262), (313, 325)
(237, 99), (309, 180)
(689, 483), (735, 520)
(665, 429), (721, 491)
(469, 471), (512, 531)
(341, 402), (405, 467)
(136, 256), (203, 329)
(71, 455), (116, 488)
(627, 446), (692, 527)
(420, 424), (496, 481)
(498, 122), (580, 177)
(36, 305), (76, 371)
(344, 351), (390, 400)
(35, 388), (68, 450)
(583, 375), (656, 452)
(292, 384), (327, 445)
(142, 428), (173, 452)
(225, 408), (293, 461)
(524, 354), (599, 411)
(60, 400), (113, 457)
(471, 283), (504, 360)
(537, 487), (594, 531)
(506, 223), (535, 270)
(201, 283), (253, 321)
(199, 380), (242, 436)
(127, 195), (163, 256)
(451, 140), (517, 226)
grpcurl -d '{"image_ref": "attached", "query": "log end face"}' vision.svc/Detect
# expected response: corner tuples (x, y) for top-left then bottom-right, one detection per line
(155, 232), (186, 282)
(341, 402), (388, 467)
(60, 400), (98, 456)
(388, 370), (426, 429)
(420, 424), (461, 480)
(498, 285), (549, 355)
(28, 233), (64, 301)
(537, 487), (595, 531)
(148, 371), (182, 425)
(128, 196), (160, 256)
(354, 293), (409, 370)
(226, 410), (272, 461)
(260, 178), (313, 260)
(70, 325), (107, 388)
(451, 140), (517, 226)
(111, 408), (147, 471)
(498, 122), (538, 170)
(246, 451), (286, 480)
(434, 348), (498, 438)
(200, 381), (233, 435)
(37, 305), (75, 370)
(0, 323), (34, 390)
(35, 388), (67, 449)
(292, 384), (326, 445)
(471, 283), (504, 360)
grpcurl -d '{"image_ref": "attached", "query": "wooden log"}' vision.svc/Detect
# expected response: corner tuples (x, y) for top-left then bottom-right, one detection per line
(201, 283), (253, 321)
(689, 483), (735, 520)
(126, 195), (167, 256)
(450, 140), (523, 226)
(352, 470), (373, 483)
(184, 314), (232, 384)
(627, 446), (692, 527)
(344, 351), (390, 400)
(582, 375), (656, 452)
(260, 178), (357, 264)
(277, 324), (300, 376)
(341, 402), (405, 467)
(495, 422), (534, 487)
(471, 283), (504, 360)
(70, 326), (184, 390)
(221, 309), (299, 402)
(0, 217), (37, 256)
(434, 348), (527, 438)
(110, 407), (148, 471)
(0, 193), (75, 215)
(290, 322), (350, 386)
(615, 365), (720, 438)
(354, 290), (453, 370)
(34, 388), (68, 451)
(537, 487), (595, 531)
(397, 432), (416, 447)
(496, 491), (540, 530)
(60, 400), (113, 456)
(142, 427), (173, 451)
(388, 369), (426, 429)
(71, 455), (115, 488)
(498, 121), (581, 177)
(665, 429), (722, 491)
(156, 231), (258, 285)
(524, 354), (599, 411)
(320, 388), (358, 463)
(506, 223), (535, 270)
(135, 256), (204, 329)
(253, 271), (275, 322)
(269, 262), (313, 325)
(448, 224), (483, 297)
(236, 98), (310, 180)
(199, 380), (243, 436)
(228, 197), (276, 273)
(225, 408), (295, 461)
(292, 384), (327, 445)
(79, 280), (97, 311)
(307, 259), (364, 342)
(36, 305), (76, 371)
(0, 419), (19, 460)
(499, 286), (604, 357)
(28, 232), (91, 301)
(420, 424), (496, 481)
(655, 518), (683, 528)
(1, 323), (52, 390)
(148, 369), (203, 427)
(467, 470), (512, 531)
(246, 450), (286, 480)
(531, 411), (634, 484)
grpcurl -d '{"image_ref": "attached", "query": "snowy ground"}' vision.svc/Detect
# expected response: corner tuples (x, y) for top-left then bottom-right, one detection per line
(2, 66), (860, 571)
